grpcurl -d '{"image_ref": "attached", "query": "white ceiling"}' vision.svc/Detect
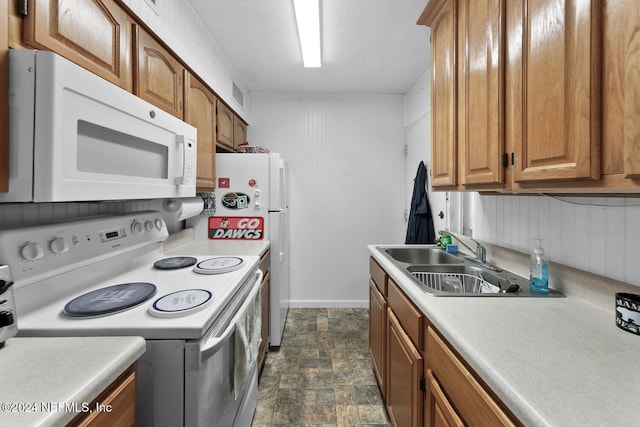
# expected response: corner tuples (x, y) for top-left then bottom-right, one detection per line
(188, 0), (431, 95)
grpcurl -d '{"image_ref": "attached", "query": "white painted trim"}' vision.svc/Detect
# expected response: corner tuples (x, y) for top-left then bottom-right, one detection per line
(289, 300), (369, 309)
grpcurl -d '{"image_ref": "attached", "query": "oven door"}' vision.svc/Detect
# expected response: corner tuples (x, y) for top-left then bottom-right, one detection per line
(184, 270), (262, 427)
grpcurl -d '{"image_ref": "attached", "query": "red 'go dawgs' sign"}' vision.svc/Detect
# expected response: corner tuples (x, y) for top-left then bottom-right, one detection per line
(208, 216), (264, 240)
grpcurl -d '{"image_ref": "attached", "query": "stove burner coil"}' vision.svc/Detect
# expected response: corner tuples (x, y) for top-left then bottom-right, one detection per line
(63, 282), (157, 318)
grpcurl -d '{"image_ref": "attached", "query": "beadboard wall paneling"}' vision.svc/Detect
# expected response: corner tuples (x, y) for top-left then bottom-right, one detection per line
(121, 0), (250, 120)
(249, 93), (406, 307)
(472, 194), (640, 288)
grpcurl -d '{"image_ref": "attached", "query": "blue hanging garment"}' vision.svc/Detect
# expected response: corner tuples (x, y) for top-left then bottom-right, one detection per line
(405, 161), (436, 244)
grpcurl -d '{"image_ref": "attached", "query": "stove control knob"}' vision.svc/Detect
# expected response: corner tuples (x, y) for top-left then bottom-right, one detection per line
(131, 221), (144, 236)
(145, 221), (155, 232)
(155, 219), (163, 230)
(20, 242), (44, 261)
(49, 237), (69, 255)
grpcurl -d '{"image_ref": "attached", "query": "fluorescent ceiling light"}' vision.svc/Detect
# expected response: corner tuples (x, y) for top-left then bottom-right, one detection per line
(293, 0), (321, 68)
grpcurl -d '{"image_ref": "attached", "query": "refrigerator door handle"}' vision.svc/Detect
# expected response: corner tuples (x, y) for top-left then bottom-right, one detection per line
(279, 212), (285, 262)
(280, 160), (287, 210)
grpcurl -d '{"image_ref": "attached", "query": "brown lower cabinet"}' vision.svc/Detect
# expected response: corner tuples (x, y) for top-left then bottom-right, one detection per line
(368, 257), (521, 427)
(425, 369), (464, 427)
(425, 327), (517, 427)
(387, 308), (423, 427)
(258, 251), (271, 374)
(68, 364), (137, 427)
(369, 278), (387, 396)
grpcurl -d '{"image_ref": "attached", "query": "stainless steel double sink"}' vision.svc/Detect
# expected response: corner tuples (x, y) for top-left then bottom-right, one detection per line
(379, 246), (563, 297)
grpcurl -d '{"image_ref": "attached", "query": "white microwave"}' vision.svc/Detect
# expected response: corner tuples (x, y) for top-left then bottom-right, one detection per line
(1, 50), (197, 203)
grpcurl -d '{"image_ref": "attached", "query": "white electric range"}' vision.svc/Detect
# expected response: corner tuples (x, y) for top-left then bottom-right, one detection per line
(0, 211), (262, 427)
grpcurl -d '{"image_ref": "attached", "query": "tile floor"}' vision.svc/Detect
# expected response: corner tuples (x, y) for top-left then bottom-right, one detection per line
(251, 308), (391, 426)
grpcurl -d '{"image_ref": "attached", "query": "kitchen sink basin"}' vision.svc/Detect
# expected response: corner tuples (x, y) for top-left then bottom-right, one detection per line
(383, 247), (462, 265)
(376, 245), (563, 297)
(408, 264), (513, 294)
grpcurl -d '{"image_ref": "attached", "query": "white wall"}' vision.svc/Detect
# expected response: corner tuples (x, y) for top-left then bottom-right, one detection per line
(249, 93), (406, 307)
(120, 0), (250, 121)
(404, 72), (447, 236)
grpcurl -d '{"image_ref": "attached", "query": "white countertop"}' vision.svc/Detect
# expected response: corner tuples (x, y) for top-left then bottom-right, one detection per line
(0, 336), (145, 427)
(163, 228), (270, 257)
(369, 244), (640, 427)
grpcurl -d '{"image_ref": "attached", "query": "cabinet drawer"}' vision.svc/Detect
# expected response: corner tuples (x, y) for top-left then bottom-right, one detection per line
(387, 277), (423, 350)
(426, 327), (516, 426)
(369, 257), (387, 296)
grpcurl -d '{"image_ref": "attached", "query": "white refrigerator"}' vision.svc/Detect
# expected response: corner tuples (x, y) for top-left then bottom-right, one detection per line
(190, 153), (290, 347)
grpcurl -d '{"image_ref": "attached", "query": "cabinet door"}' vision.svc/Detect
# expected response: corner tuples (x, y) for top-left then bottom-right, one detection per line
(185, 72), (217, 191)
(369, 279), (387, 398)
(458, 0), (505, 186)
(0, 1), (8, 192)
(624, 0), (640, 177)
(426, 327), (516, 426)
(23, 0), (132, 91)
(425, 370), (464, 427)
(387, 309), (423, 427)
(70, 364), (137, 426)
(234, 115), (248, 149)
(420, 0), (458, 187)
(217, 101), (234, 151)
(134, 26), (184, 118)
(512, 0), (600, 182)
(259, 271), (270, 372)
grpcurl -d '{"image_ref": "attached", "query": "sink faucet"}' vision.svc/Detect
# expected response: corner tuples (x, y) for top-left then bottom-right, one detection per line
(438, 231), (500, 272)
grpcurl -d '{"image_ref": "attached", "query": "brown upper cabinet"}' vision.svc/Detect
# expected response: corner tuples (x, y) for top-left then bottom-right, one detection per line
(419, 0), (637, 193)
(22, 0), (133, 91)
(510, 0), (600, 184)
(234, 115), (248, 149)
(134, 25), (184, 119)
(216, 101), (235, 151)
(184, 72), (217, 191)
(457, 0), (505, 187)
(420, 0), (457, 187)
(624, 1), (640, 178)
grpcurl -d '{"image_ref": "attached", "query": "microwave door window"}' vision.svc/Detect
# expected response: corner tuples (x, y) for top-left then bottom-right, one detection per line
(77, 120), (169, 179)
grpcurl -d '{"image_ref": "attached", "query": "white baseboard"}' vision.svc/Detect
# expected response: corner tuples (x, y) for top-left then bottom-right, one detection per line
(288, 300), (368, 309)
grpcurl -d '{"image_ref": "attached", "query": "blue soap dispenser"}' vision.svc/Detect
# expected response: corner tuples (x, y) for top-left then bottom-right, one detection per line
(529, 239), (549, 294)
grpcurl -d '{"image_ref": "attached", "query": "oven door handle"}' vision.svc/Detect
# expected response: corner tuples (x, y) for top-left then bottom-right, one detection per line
(200, 270), (263, 361)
